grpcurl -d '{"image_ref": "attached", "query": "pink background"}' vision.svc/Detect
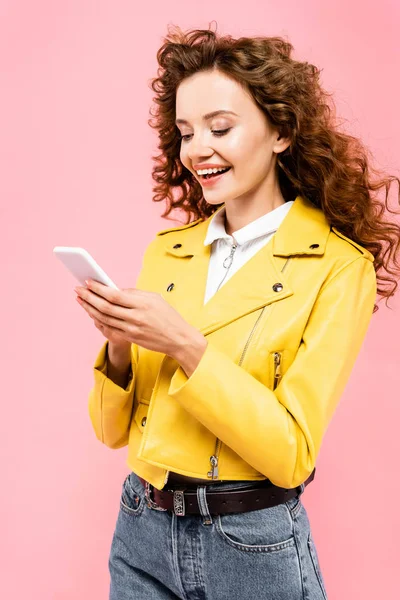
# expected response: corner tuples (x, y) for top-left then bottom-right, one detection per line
(1, 1), (399, 598)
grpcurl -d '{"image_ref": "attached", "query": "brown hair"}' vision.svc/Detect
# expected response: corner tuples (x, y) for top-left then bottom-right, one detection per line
(148, 23), (400, 312)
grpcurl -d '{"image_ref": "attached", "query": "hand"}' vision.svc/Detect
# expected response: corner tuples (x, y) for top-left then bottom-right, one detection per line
(74, 279), (199, 359)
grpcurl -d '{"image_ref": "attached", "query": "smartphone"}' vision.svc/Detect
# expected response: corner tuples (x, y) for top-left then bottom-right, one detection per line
(53, 246), (119, 290)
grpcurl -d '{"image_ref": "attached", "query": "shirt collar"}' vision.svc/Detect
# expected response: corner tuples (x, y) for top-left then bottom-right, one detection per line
(204, 201), (295, 246)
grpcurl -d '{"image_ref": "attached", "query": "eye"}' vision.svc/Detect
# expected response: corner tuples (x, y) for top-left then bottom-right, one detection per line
(180, 128), (231, 142)
(212, 128), (231, 137)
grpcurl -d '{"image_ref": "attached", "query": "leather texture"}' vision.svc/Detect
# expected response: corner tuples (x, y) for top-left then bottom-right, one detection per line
(88, 194), (377, 491)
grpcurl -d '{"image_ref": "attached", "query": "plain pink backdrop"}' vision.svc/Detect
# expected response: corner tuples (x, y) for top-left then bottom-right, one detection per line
(1, 1), (399, 598)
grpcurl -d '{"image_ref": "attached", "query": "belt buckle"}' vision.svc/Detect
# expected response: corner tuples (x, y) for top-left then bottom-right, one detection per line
(144, 482), (168, 512)
(173, 489), (186, 516)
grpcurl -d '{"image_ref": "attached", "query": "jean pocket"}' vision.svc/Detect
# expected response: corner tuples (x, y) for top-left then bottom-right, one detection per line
(308, 531), (328, 599)
(216, 501), (295, 553)
(120, 472), (145, 517)
(285, 493), (303, 518)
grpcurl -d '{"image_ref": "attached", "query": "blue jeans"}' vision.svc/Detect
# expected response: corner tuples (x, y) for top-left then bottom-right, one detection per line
(108, 471), (328, 599)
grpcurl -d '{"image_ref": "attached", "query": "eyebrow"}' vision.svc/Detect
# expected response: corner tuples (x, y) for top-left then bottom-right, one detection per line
(175, 110), (238, 126)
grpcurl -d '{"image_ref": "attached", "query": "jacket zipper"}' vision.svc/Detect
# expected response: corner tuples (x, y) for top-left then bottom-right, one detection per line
(207, 256), (291, 479)
(273, 352), (282, 390)
(166, 250), (291, 483)
(216, 242), (238, 292)
(207, 240), (238, 479)
(206, 307), (266, 479)
(167, 240), (240, 485)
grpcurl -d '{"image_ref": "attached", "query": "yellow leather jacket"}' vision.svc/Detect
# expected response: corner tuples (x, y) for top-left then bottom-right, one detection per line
(88, 195), (377, 491)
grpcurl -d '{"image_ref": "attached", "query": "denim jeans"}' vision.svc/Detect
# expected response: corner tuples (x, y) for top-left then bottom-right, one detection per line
(108, 471), (328, 599)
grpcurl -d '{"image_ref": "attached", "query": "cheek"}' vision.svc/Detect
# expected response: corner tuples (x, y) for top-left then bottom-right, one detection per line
(180, 148), (188, 168)
(231, 135), (272, 172)
(225, 131), (264, 168)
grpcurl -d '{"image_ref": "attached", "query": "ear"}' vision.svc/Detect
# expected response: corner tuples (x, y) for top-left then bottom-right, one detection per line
(273, 133), (291, 154)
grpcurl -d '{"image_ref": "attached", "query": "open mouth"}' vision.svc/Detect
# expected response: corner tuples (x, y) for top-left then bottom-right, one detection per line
(200, 167), (232, 180)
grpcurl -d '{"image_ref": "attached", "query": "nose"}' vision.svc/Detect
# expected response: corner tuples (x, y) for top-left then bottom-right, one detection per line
(186, 133), (214, 164)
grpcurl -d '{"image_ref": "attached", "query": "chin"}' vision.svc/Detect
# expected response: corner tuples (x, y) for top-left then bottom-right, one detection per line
(204, 196), (224, 205)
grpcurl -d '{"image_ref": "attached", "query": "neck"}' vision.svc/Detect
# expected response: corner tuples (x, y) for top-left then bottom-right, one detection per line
(224, 194), (287, 237)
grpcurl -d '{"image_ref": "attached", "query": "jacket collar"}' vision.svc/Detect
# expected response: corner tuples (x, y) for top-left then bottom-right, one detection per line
(163, 195), (330, 259)
(159, 195), (331, 335)
(203, 200), (295, 247)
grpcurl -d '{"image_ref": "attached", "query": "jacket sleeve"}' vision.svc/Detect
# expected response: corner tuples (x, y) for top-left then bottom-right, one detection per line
(88, 340), (138, 448)
(87, 236), (157, 449)
(168, 255), (377, 488)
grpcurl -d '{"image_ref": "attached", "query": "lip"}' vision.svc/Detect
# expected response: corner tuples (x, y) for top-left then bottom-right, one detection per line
(199, 168), (231, 187)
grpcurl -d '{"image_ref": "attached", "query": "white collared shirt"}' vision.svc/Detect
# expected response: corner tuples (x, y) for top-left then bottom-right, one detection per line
(203, 201), (294, 304)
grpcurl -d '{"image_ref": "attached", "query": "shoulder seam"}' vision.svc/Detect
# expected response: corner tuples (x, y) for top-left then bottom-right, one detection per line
(331, 227), (374, 261)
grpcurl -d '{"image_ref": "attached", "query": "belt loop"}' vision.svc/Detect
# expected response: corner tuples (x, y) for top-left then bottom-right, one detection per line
(197, 486), (213, 525)
(298, 482), (305, 496)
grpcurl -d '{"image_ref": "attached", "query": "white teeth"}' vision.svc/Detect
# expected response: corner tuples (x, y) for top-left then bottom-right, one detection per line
(196, 167), (230, 176)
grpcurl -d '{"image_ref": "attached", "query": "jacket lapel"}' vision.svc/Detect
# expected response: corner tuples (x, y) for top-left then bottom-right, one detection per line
(160, 195), (331, 336)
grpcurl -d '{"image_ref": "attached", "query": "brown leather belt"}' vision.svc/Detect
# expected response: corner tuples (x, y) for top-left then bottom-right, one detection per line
(138, 468), (316, 516)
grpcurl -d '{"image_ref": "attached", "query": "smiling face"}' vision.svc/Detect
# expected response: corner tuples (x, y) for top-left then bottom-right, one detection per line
(175, 69), (291, 212)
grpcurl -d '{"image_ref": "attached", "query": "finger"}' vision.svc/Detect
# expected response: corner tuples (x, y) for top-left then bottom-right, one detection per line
(94, 318), (127, 339)
(75, 286), (131, 321)
(94, 319), (105, 332)
(79, 297), (127, 332)
(84, 279), (134, 309)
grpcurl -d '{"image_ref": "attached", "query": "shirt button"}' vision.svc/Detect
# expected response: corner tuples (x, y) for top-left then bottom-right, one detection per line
(173, 243), (182, 248)
(167, 283), (175, 292)
(272, 283), (283, 292)
(309, 244), (320, 249)
(141, 417), (147, 427)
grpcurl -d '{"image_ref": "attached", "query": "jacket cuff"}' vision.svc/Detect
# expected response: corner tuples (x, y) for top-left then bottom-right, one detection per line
(168, 340), (216, 401)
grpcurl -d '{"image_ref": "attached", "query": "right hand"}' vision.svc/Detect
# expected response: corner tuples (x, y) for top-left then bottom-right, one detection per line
(76, 288), (131, 352)
(94, 318), (131, 352)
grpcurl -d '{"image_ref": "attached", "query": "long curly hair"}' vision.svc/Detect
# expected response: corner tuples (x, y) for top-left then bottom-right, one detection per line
(148, 23), (400, 311)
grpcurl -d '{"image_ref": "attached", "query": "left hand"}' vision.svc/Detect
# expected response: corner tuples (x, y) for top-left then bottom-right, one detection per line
(74, 279), (197, 359)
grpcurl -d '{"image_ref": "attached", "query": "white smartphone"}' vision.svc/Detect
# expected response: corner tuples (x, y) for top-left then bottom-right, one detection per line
(53, 246), (119, 290)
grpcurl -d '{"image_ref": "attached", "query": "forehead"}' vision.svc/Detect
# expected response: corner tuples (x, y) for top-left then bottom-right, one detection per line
(176, 70), (251, 118)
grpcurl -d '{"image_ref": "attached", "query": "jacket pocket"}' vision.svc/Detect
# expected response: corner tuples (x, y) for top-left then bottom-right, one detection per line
(271, 351), (283, 390)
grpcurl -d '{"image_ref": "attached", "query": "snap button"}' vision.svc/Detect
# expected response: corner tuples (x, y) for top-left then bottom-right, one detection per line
(167, 283), (175, 292)
(272, 283), (283, 292)
(173, 243), (182, 249)
(309, 244), (320, 249)
(141, 417), (147, 427)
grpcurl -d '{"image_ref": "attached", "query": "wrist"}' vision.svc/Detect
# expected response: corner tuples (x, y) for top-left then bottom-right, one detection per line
(106, 342), (132, 388)
(172, 328), (208, 378)
(108, 340), (131, 357)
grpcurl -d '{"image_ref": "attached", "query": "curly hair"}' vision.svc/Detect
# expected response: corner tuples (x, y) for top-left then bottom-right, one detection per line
(148, 23), (400, 312)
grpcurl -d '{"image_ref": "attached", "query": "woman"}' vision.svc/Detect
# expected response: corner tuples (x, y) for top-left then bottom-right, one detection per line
(77, 25), (400, 599)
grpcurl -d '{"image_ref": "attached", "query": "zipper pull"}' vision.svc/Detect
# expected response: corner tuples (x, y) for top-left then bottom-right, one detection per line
(273, 352), (282, 389)
(207, 455), (219, 479)
(223, 243), (237, 269)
